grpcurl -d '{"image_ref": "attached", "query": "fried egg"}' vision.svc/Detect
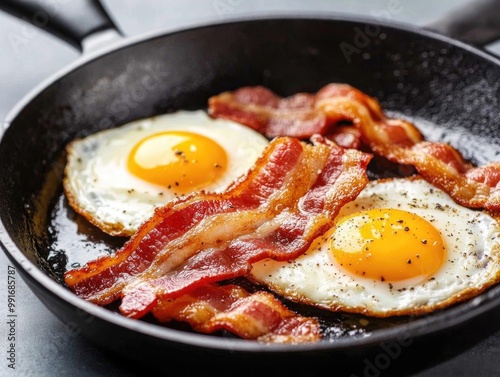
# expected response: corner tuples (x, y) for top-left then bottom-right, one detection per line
(63, 110), (269, 237)
(250, 177), (500, 317)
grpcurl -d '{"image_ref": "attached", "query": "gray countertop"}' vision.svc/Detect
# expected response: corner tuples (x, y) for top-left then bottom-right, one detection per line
(2, 1), (500, 376)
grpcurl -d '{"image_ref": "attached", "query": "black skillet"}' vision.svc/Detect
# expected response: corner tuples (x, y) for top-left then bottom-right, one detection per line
(2, 0), (500, 371)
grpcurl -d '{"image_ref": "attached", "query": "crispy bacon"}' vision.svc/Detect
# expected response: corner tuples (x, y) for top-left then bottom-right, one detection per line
(315, 86), (500, 210)
(65, 137), (304, 305)
(152, 283), (321, 344)
(118, 136), (371, 318)
(208, 85), (365, 149)
(209, 84), (500, 210)
(65, 136), (371, 314)
(208, 86), (327, 140)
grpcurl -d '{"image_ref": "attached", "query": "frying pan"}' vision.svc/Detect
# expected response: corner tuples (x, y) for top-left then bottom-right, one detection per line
(2, 0), (500, 372)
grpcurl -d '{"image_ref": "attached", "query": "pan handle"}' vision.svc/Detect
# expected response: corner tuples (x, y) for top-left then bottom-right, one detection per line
(0, 0), (122, 51)
(425, 0), (500, 47)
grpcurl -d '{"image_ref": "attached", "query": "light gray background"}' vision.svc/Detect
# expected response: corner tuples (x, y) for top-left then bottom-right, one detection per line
(2, 1), (500, 376)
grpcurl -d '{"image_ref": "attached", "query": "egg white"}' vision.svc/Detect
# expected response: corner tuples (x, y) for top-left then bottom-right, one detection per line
(63, 110), (269, 237)
(249, 177), (500, 317)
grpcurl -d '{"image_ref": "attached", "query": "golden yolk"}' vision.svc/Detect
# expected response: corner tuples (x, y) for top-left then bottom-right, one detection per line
(330, 208), (446, 282)
(127, 131), (227, 193)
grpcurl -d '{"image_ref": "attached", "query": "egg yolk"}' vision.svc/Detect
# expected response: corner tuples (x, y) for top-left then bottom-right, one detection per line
(127, 131), (227, 193)
(330, 208), (446, 282)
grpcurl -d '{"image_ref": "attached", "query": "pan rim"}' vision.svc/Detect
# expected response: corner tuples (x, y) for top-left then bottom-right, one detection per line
(2, 12), (500, 354)
(3, 11), (500, 124)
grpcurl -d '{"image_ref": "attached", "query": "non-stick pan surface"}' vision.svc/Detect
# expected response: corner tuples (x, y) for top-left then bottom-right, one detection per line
(2, 0), (500, 370)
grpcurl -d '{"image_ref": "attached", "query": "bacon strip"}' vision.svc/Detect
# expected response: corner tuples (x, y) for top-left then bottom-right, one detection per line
(152, 283), (321, 344)
(209, 84), (500, 210)
(208, 86), (324, 138)
(65, 136), (371, 311)
(64, 137), (305, 305)
(119, 136), (371, 318)
(315, 85), (500, 210)
(208, 86), (361, 149)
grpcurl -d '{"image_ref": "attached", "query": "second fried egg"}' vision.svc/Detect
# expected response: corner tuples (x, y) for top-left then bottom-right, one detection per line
(63, 110), (269, 237)
(250, 177), (500, 317)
